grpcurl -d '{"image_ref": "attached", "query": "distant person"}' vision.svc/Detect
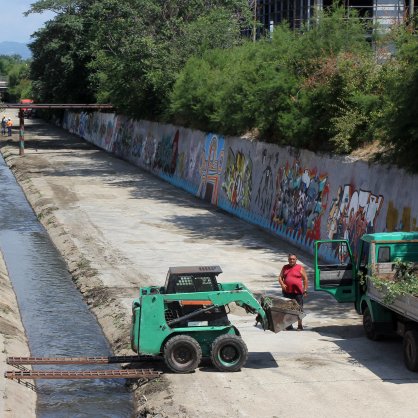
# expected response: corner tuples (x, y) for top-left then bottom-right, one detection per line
(1, 115), (6, 136)
(278, 253), (308, 330)
(6, 118), (13, 136)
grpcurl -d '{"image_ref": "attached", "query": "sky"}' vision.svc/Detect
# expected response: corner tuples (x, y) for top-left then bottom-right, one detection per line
(0, 0), (55, 44)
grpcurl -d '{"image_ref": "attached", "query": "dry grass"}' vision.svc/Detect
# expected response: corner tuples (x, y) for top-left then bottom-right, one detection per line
(349, 140), (387, 161)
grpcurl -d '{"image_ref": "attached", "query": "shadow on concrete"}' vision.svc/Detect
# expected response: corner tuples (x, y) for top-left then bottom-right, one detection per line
(335, 336), (418, 383)
(245, 352), (279, 369)
(198, 352), (278, 372)
(6, 122), (95, 151)
(312, 324), (365, 339)
(4, 120), (315, 263)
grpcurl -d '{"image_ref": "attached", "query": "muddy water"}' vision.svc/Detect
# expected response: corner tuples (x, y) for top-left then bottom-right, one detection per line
(0, 155), (133, 417)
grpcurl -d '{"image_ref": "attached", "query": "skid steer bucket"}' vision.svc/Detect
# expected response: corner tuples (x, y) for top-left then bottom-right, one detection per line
(260, 296), (305, 333)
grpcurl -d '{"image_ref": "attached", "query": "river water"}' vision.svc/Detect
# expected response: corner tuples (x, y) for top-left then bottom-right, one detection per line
(0, 154), (133, 417)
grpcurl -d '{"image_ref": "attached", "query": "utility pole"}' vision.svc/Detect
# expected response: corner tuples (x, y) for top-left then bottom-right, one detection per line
(19, 109), (24, 156)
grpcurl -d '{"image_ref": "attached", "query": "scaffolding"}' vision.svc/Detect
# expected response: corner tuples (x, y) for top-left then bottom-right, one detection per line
(254, 0), (416, 34)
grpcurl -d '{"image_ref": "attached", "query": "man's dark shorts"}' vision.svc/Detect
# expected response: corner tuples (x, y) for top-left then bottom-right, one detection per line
(282, 292), (303, 308)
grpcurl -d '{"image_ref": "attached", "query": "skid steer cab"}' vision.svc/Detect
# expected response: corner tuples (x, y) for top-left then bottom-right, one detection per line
(130, 266), (304, 373)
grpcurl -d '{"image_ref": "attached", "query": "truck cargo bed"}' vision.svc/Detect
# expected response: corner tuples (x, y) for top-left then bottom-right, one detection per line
(367, 280), (418, 323)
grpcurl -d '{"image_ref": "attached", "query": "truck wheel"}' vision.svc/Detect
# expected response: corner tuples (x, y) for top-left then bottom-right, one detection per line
(403, 330), (418, 372)
(164, 335), (202, 373)
(211, 334), (248, 372)
(363, 307), (381, 341)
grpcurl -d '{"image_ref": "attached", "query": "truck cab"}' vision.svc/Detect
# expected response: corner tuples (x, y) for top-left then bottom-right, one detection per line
(20, 99), (34, 118)
(314, 232), (418, 371)
(315, 232), (418, 306)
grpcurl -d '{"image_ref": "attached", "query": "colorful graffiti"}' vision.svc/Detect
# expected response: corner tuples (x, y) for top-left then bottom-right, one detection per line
(184, 140), (202, 182)
(198, 134), (224, 204)
(327, 185), (384, 256)
(142, 134), (157, 166)
(222, 148), (252, 209)
(255, 150), (275, 217)
(153, 130), (179, 175)
(112, 118), (137, 156)
(63, 110), (418, 259)
(99, 119), (115, 148)
(271, 160), (329, 242)
(255, 165), (274, 216)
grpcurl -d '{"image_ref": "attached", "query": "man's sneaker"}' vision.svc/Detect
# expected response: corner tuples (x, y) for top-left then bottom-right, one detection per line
(285, 325), (294, 330)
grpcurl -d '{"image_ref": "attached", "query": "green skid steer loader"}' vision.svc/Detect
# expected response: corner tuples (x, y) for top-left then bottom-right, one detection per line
(130, 266), (305, 373)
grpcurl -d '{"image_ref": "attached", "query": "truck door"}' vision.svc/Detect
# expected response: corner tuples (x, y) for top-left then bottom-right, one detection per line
(314, 240), (356, 302)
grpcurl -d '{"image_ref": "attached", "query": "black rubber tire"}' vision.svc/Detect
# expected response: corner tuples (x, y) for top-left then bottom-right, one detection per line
(211, 334), (248, 372)
(403, 330), (418, 372)
(363, 307), (382, 341)
(163, 335), (202, 373)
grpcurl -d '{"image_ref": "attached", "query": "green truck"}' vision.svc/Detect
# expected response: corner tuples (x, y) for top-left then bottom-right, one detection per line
(314, 232), (418, 371)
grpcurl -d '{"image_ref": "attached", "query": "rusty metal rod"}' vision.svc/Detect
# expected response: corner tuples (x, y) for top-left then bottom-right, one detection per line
(7, 355), (159, 365)
(5, 369), (162, 380)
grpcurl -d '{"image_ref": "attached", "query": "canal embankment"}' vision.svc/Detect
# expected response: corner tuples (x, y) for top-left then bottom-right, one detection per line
(0, 248), (36, 418)
(0, 112), (173, 417)
(0, 112), (136, 417)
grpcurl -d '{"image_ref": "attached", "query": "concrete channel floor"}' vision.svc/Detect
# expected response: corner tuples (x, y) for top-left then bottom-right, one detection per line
(2, 112), (418, 417)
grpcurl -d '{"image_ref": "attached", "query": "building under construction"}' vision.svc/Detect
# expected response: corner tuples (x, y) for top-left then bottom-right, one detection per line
(256, 0), (417, 32)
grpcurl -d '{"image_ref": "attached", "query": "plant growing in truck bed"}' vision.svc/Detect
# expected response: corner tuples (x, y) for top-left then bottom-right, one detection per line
(370, 260), (418, 304)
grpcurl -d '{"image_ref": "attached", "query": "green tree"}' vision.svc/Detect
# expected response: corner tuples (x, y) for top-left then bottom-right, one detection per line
(380, 28), (418, 169)
(88, 0), (251, 118)
(0, 55), (32, 102)
(27, 0), (251, 116)
(170, 7), (377, 150)
(30, 12), (96, 103)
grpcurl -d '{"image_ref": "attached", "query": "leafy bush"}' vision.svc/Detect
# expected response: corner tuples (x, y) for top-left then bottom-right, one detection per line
(370, 260), (418, 304)
(170, 6), (382, 151)
(0, 55), (32, 101)
(379, 27), (418, 170)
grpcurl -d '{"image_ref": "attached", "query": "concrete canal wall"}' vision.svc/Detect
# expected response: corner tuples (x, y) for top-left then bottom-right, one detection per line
(0, 249), (36, 417)
(63, 111), (418, 261)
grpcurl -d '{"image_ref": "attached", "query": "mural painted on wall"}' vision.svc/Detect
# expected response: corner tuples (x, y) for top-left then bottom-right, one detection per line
(63, 110), (418, 260)
(142, 134), (157, 167)
(271, 160), (329, 242)
(254, 149), (279, 217)
(96, 117), (115, 149)
(112, 118), (137, 156)
(130, 132), (144, 159)
(222, 148), (252, 209)
(185, 140), (203, 182)
(79, 112), (88, 138)
(386, 201), (418, 232)
(198, 134), (224, 204)
(327, 185), (384, 256)
(153, 130), (179, 175)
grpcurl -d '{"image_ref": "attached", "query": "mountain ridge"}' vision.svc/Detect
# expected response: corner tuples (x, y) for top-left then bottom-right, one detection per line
(0, 42), (31, 59)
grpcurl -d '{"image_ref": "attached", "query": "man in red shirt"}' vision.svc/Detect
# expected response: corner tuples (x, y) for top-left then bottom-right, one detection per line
(278, 253), (308, 330)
